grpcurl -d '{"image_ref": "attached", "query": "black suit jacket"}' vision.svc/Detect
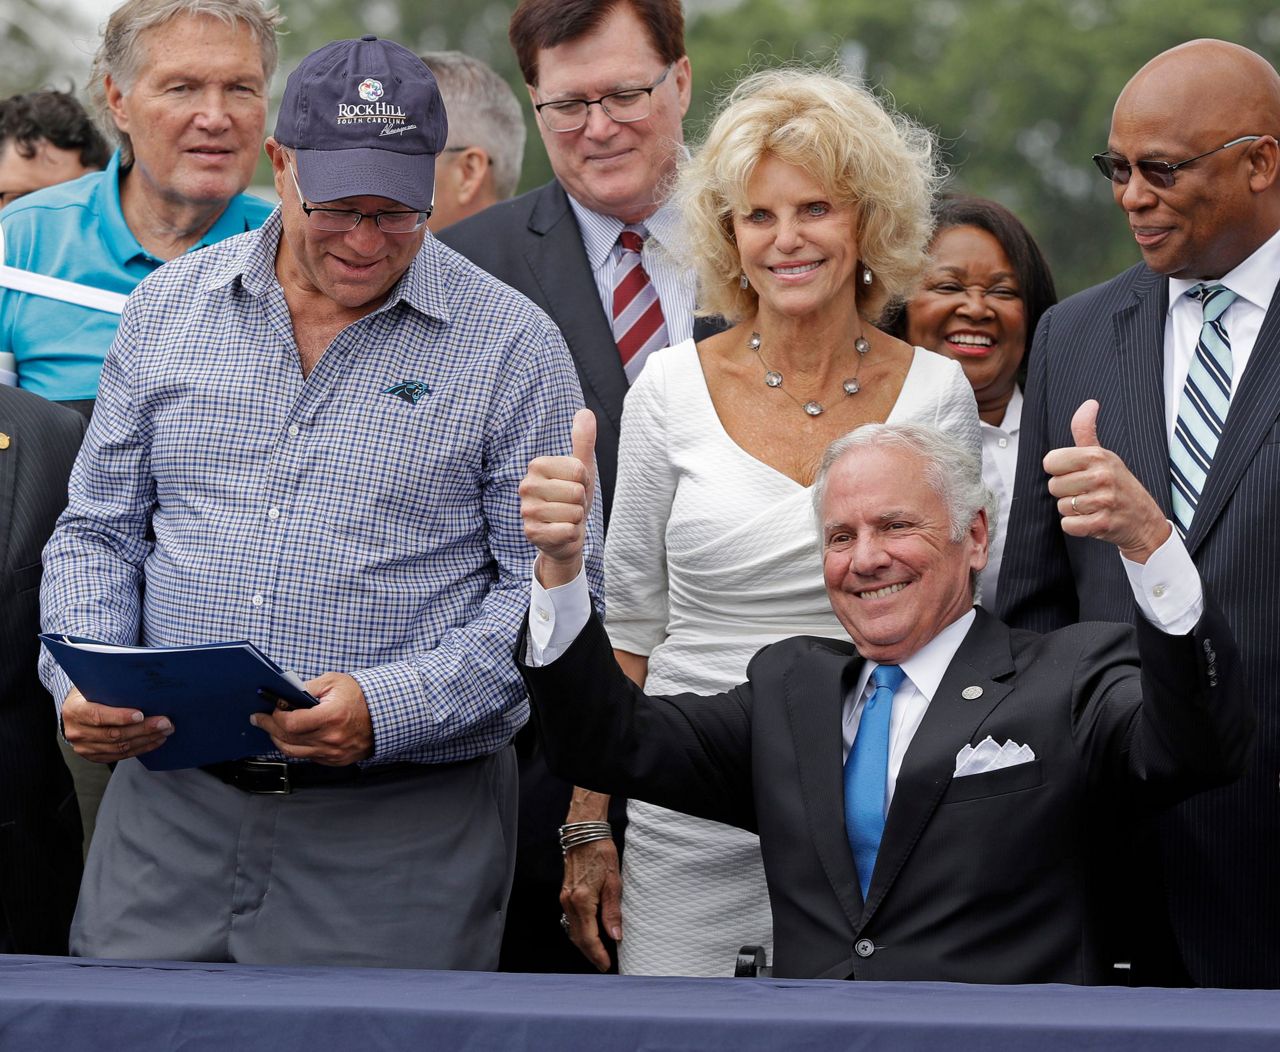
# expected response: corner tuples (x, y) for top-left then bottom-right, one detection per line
(439, 180), (723, 526)
(521, 604), (1251, 983)
(0, 386), (84, 953)
(999, 261), (1280, 988)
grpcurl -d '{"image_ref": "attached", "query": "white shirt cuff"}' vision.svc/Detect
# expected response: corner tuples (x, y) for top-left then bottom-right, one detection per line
(1120, 525), (1204, 635)
(526, 561), (592, 666)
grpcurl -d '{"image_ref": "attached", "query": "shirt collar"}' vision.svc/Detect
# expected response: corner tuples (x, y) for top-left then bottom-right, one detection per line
(95, 150), (150, 268)
(1167, 224), (1280, 314)
(856, 608), (977, 704)
(214, 208), (451, 324)
(982, 384), (1022, 436)
(642, 198), (681, 257)
(566, 193), (679, 272)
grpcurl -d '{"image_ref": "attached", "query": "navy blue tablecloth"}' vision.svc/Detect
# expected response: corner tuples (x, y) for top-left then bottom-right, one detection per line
(1, 955), (1278, 1050)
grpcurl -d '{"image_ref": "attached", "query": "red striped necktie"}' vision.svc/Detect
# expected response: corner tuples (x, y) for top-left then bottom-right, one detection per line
(612, 226), (669, 382)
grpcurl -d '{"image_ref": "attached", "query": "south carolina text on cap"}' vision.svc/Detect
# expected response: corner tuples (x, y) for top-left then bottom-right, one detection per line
(275, 35), (448, 213)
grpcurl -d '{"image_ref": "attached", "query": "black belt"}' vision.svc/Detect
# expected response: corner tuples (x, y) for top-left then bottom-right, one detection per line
(201, 758), (426, 795)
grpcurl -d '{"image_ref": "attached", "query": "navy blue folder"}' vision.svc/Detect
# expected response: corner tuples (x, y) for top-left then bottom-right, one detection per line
(40, 635), (318, 771)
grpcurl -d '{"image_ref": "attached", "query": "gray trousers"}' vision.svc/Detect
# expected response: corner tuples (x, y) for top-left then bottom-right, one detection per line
(71, 748), (517, 969)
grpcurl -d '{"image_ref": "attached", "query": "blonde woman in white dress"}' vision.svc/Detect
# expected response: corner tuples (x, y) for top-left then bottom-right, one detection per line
(558, 68), (982, 977)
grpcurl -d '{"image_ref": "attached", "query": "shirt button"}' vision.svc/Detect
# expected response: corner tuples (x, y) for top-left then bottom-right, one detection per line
(1153, 584), (1167, 598)
(536, 608), (551, 623)
(998, 437), (1009, 448)
(287, 425), (300, 437)
(268, 507), (281, 520)
(855, 938), (875, 958)
(251, 593), (264, 607)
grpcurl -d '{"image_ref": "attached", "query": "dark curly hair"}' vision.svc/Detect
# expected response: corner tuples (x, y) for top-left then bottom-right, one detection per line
(0, 90), (111, 170)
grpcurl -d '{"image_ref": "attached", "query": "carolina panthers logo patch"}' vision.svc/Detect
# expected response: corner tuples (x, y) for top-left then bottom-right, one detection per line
(383, 379), (432, 405)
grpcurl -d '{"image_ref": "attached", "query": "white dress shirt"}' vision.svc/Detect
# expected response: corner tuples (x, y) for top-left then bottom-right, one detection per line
(843, 611), (974, 813)
(1163, 226), (1280, 443)
(566, 195), (697, 352)
(978, 386), (1021, 612)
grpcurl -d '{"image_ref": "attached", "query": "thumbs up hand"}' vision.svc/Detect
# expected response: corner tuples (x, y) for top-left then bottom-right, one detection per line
(1042, 399), (1171, 563)
(520, 408), (597, 587)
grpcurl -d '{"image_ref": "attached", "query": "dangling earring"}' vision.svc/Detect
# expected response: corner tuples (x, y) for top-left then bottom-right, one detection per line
(862, 265), (873, 286)
(740, 271), (749, 290)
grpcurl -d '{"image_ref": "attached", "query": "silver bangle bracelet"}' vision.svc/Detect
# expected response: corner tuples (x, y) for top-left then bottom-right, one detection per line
(559, 821), (613, 855)
(560, 830), (614, 856)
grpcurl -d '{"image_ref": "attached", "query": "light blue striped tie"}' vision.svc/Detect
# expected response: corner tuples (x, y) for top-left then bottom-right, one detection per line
(1170, 283), (1238, 539)
(844, 664), (905, 900)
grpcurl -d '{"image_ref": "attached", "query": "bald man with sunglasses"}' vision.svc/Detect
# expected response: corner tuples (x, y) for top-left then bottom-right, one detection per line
(1000, 39), (1280, 989)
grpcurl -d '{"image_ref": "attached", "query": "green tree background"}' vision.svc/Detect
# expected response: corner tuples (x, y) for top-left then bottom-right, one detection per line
(5, 0), (1278, 296)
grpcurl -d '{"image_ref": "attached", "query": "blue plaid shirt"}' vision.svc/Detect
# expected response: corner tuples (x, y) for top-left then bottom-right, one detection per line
(39, 210), (603, 764)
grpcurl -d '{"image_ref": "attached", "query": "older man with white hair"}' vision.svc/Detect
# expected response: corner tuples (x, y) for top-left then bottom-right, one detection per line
(516, 406), (1253, 983)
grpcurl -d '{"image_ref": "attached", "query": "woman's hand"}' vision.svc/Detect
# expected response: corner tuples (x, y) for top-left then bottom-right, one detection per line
(560, 834), (623, 971)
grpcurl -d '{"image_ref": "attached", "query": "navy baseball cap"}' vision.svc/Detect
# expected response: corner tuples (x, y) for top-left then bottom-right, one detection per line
(274, 35), (448, 213)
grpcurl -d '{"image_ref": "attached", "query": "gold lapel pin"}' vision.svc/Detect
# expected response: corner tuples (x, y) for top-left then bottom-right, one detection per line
(0, 432), (10, 451)
(961, 685), (983, 700)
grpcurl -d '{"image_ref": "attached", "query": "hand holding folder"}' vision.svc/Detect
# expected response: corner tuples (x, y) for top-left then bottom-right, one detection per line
(41, 635), (320, 771)
(251, 671), (375, 767)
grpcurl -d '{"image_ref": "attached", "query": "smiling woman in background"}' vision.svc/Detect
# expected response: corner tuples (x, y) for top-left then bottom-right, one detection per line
(891, 196), (1057, 611)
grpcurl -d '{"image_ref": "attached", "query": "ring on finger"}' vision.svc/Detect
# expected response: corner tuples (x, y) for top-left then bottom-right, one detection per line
(560, 913), (571, 936)
(1071, 494), (1081, 515)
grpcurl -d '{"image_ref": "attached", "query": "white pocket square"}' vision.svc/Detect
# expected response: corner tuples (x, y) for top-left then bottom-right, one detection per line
(954, 735), (1036, 777)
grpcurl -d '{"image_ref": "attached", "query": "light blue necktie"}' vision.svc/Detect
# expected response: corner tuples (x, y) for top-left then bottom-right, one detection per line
(1170, 282), (1238, 539)
(844, 663), (905, 900)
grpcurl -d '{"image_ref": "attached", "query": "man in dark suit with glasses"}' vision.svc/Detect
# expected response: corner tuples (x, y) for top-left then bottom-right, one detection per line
(1000, 38), (1280, 989)
(439, 0), (719, 973)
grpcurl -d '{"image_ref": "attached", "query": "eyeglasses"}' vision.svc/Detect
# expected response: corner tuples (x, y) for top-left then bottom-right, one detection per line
(286, 159), (429, 233)
(1091, 135), (1264, 189)
(535, 64), (674, 133)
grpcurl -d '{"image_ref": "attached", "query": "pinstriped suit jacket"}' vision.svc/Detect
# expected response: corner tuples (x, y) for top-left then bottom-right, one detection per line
(0, 385), (84, 953)
(998, 260), (1280, 988)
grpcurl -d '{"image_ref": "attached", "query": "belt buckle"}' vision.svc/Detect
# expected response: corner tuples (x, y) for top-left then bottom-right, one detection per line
(242, 759), (292, 795)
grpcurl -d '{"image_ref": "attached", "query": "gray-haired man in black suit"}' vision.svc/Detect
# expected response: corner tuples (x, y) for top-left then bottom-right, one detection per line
(516, 412), (1252, 983)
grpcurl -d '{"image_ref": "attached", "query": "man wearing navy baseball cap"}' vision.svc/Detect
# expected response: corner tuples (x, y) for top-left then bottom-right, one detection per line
(41, 35), (601, 969)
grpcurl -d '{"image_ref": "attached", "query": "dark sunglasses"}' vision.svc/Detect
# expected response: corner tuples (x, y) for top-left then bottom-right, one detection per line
(1092, 135), (1263, 189)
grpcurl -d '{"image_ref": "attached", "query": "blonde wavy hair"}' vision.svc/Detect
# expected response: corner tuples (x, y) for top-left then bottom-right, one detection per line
(673, 67), (942, 324)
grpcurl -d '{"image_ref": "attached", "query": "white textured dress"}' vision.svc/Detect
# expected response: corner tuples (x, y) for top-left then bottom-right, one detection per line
(604, 338), (982, 977)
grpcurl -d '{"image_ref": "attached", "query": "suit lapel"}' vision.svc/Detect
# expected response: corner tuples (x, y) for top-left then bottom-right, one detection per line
(0, 418), (14, 570)
(1185, 281), (1280, 553)
(858, 610), (1015, 926)
(1112, 267), (1172, 515)
(522, 184), (629, 433)
(782, 640), (866, 926)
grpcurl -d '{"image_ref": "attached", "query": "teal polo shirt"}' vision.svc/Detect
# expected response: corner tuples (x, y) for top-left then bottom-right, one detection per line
(0, 150), (273, 401)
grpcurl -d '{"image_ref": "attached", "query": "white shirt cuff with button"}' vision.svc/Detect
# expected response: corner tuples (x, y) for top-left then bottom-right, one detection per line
(526, 560), (592, 666)
(1119, 524), (1204, 635)
(525, 525), (1205, 668)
